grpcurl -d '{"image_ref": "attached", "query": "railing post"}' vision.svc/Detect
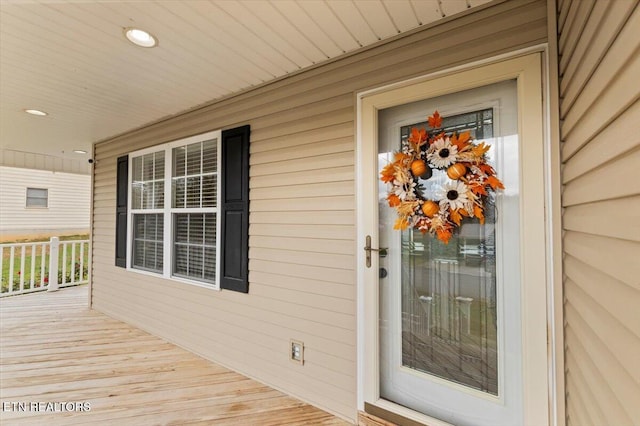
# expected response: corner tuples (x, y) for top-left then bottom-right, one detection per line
(48, 237), (60, 292)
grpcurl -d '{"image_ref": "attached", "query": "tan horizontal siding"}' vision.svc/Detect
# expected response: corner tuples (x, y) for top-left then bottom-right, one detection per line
(561, 18), (640, 137)
(559, 0), (637, 115)
(562, 149), (640, 206)
(90, 286), (357, 376)
(565, 350), (612, 426)
(249, 96), (354, 134)
(250, 166), (354, 189)
(564, 309), (637, 423)
(557, 0), (571, 31)
(563, 196), (640, 241)
(564, 256), (639, 331)
(91, 270), (355, 355)
(250, 247), (353, 271)
(91, 0), (548, 420)
(250, 259), (354, 287)
(557, 0), (595, 69)
(566, 279), (639, 381)
(251, 152), (354, 177)
(561, 5), (640, 158)
(251, 211), (354, 225)
(249, 224), (355, 241)
(94, 177), (116, 189)
(250, 109), (354, 143)
(249, 271), (354, 301)
(248, 282), (355, 315)
(566, 357), (609, 426)
(558, 2), (640, 425)
(250, 236), (355, 255)
(562, 100), (639, 183)
(251, 122), (353, 154)
(251, 196), (355, 212)
(563, 231), (640, 289)
(250, 137), (354, 166)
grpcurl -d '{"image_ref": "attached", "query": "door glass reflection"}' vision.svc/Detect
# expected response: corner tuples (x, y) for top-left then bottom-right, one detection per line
(398, 110), (498, 395)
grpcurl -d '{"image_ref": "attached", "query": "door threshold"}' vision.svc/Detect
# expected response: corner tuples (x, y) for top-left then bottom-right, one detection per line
(364, 403), (419, 426)
(364, 401), (455, 426)
(359, 408), (398, 426)
(364, 402), (451, 426)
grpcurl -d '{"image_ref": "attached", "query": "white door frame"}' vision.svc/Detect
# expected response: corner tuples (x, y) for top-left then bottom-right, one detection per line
(356, 50), (557, 425)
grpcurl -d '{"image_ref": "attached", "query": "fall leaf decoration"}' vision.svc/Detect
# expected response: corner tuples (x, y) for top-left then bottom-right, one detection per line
(380, 110), (504, 243)
(428, 110), (442, 128)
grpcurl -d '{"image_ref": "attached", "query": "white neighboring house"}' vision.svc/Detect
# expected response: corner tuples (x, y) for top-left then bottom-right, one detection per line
(0, 163), (90, 241)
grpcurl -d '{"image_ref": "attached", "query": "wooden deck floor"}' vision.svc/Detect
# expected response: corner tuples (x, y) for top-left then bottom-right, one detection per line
(0, 286), (350, 425)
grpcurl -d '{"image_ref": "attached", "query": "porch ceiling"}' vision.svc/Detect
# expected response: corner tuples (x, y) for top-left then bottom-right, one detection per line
(0, 0), (490, 162)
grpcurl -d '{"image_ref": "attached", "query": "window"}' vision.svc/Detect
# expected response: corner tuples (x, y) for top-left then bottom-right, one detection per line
(119, 125), (250, 292)
(128, 131), (221, 287)
(171, 140), (218, 283)
(131, 151), (165, 273)
(26, 188), (48, 208)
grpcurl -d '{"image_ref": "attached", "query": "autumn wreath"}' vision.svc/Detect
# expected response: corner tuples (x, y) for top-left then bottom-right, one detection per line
(380, 111), (504, 244)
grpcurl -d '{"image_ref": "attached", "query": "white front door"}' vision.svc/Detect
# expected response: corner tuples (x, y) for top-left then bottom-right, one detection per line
(358, 54), (550, 426)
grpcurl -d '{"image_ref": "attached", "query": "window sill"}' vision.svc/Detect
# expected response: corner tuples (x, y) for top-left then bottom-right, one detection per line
(126, 266), (220, 291)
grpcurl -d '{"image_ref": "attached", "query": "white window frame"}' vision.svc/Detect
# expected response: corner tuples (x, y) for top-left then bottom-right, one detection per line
(126, 130), (222, 290)
(26, 187), (48, 208)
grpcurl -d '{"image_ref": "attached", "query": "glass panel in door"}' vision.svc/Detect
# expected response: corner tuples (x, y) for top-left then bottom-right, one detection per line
(377, 80), (522, 426)
(399, 108), (498, 394)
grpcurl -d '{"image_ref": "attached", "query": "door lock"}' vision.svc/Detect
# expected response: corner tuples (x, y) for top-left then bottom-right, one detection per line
(364, 235), (388, 268)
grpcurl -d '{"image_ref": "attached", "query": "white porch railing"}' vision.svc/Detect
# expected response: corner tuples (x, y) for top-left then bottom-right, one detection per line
(0, 237), (90, 297)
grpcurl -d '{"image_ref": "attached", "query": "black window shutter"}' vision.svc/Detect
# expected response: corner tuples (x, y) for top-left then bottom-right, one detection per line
(115, 155), (128, 268)
(220, 125), (250, 293)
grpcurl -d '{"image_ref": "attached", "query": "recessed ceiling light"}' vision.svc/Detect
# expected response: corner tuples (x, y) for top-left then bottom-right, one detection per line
(73, 150), (87, 154)
(24, 109), (48, 116)
(124, 27), (157, 48)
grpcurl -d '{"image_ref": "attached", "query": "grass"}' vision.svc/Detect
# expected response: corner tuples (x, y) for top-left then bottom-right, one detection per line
(1, 234), (89, 244)
(1, 235), (89, 293)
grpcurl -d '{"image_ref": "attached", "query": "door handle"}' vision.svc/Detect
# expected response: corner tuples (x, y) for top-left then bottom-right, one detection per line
(364, 235), (388, 268)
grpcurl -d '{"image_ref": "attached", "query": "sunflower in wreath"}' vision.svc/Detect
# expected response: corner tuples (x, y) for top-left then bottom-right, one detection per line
(380, 111), (504, 244)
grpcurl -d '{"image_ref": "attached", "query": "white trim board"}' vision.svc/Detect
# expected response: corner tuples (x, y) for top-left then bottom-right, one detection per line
(356, 48), (560, 426)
